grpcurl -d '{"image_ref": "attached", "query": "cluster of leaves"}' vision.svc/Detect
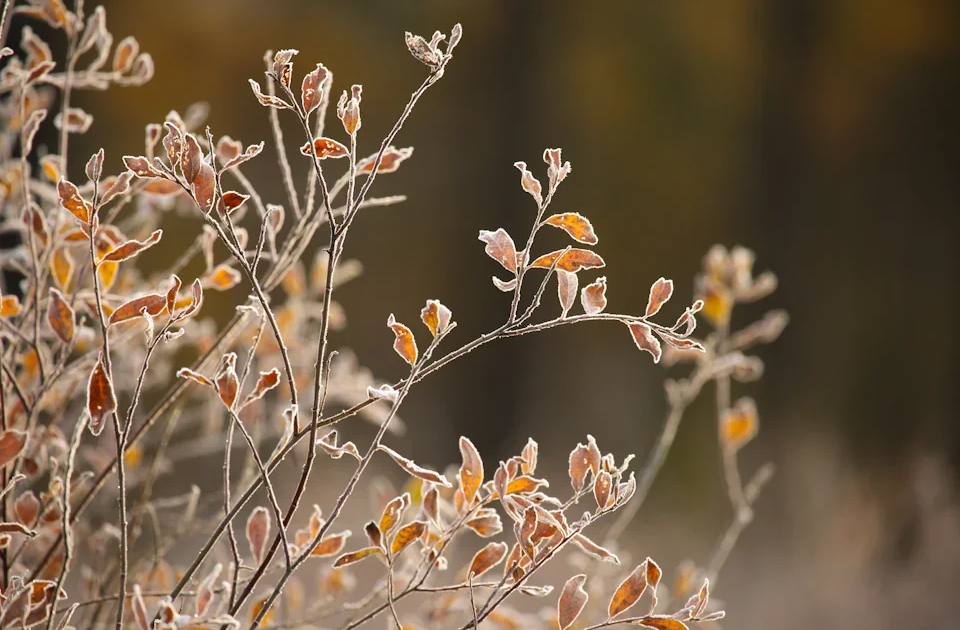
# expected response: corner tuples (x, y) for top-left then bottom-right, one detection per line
(0, 2), (786, 630)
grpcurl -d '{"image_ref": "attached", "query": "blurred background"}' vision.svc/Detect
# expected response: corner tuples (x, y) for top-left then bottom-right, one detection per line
(21, 1), (960, 628)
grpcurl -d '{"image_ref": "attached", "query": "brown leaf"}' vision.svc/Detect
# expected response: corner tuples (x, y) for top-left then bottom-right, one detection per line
(545, 213), (598, 245)
(568, 435), (601, 492)
(54, 108), (93, 134)
(113, 35), (138, 73)
(387, 314), (418, 366)
(571, 533), (620, 564)
(357, 146), (413, 174)
(177, 368), (214, 388)
(530, 249), (605, 273)
(191, 162), (216, 214)
(241, 368), (281, 408)
(85, 149), (104, 183)
(221, 190), (249, 213)
(627, 322), (662, 363)
(478, 228), (518, 273)
(721, 398), (759, 451)
(109, 294), (166, 325)
(165, 275), (182, 314)
(223, 141), (265, 171)
(639, 617), (689, 630)
(180, 133), (203, 183)
(646, 277), (674, 317)
(581, 276), (608, 315)
(246, 506), (270, 564)
(195, 563), (221, 618)
(646, 557), (663, 592)
(57, 178), (90, 223)
(299, 137), (349, 159)
(249, 79), (292, 109)
(214, 352), (240, 409)
(379, 445), (452, 487)
(46, 288), (74, 343)
(391, 521), (426, 555)
(420, 299), (452, 337)
(608, 562), (649, 619)
(333, 547), (382, 567)
(520, 438), (538, 475)
(378, 494), (411, 537)
(519, 505), (538, 557)
(87, 355), (116, 436)
(557, 269), (577, 318)
(558, 574), (589, 630)
(464, 511), (503, 538)
(459, 436), (484, 505)
(100, 170), (134, 207)
(594, 470), (613, 510)
(317, 430), (361, 460)
(204, 264), (242, 292)
(0, 431), (26, 468)
(101, 229), (162, 263)
(22, 203), (49, 249)
(467, 541), (508, 579)
(14, 492), (39, 527)
(123, 155), (164, 179)
(301, 63), (329, 115)
(514, 161), (543, 206)
(311, 530), (351, 557)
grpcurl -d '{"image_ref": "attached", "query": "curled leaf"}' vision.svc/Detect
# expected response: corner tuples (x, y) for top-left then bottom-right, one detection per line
(0, 431), (27, 468)
(459, 436), (484, 505)
(109, 294), (166, 325)
(646, 277), (674, 317)
(101, 229), (163, 263)
(420, 299), (453, 337)
(545, 213), (597, 245)
(478, 229), (518, 273)
(514, 161), (543, 206)
(530, 249), (605, 273)
(241, 368), (281, 408)
(627, 322), (662, 363)
(57, 178), (91, 223)
(581, 276), (608, 315)
(333, 547), (382, 567)
(387, 314), (418, 366)
(379, 444), (452, 487)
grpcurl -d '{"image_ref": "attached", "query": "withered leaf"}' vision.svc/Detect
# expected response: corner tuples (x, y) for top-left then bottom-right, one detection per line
(514, 161), (543, 206)
(195, 563), (221, 618)
(57, 178), (91, 223)
(387, 314), (418, 366)
(113, 35), (138, 73)
(100, 170), (134, 207)
(558, 574), (589, 630)
(505, 476), (548, 496)
(180, 133), (203, 183)
(571, 533), (619, 564)
(54, 108), (93, 134)
(165, 275), (182, 314)
(101, 229), (163, 263)
(646, 277), (674, 317)
(85, 149), (104, 183)
(246, 506), (270, 564)
(46, 288), (74, 343)
(317, 431), (361, 460)
(465, 511), (503, 538)
(177, 368), (214, 387)
(581, 276), (608, 315)
(241, 368), (281, 408)
(378, 494), (410, 538)
(249, 79), (291, 109)
(646, 557), (663, 592)
(214, 353), (240, 409)
(521, 438), (538, 475)
(357, 146), (413, 174)
(109, 294), (166, 325)
(223, 142), (265, 171)
(420, 299), (453, 337)
(0, 295), (22, 317)
(467, 541), (508, 579)
(301, 63), (329, 115)
(568, 435), (601, 492)
(531, 249), (605, 273)
(557, 269), (577, 318)
(391, 521), (426, 555)
(628, 322), (662, 363)
(367, 384), (398, 402)
(0, 431), (27, 468)
(721, 398), (759, 451)
(204, 265), (242, 292)
(221, 190), (249, 213)
(593, 470), (613, 510)
(14, 492), (39, 527)
(608, 561), (649, 619)
(22, 109), (46, 155)
(545, 213), (598, 245)
(458, 436), (484, 505)
(191, 162), (216, 214)
(311, 531), (351, 557)
(639, 617), (689, 630)
(87, 355), (116, 436)
(299, 137), (348, 160)
(379, 444), (452, 487)
(478, 228), (518, 273)
(132, 585), (148, 630)
(122, 155), (164, 179)
(333, 547), (382, 567)
(492, 276), (518, 292)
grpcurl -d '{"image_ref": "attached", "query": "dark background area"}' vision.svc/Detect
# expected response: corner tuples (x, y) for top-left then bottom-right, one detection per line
(19, 1), (960, 628)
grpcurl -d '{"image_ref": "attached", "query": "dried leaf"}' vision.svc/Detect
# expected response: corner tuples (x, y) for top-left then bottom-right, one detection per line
(87, 355), (116, 436)
(221, 190), (249, 213)
(568, 436), (601, 492)
(180, 133), (203, 183)
(246, 506), (270, 564)
(0, 295), (22, 317)
(459, 436), (484, 505)
(191, 162), (216, 214)
(387, 314), (418, 366)
(301, 63), (329, 115)
(646, 557), (662, 592)
(54, 108), (93, 134)
(109, 294), (166, 325)
(514, 161), (543, 206)
(378, 494), (410, 537)
(311, 530), (351, 557)
(223, 142), (265, 171)
(558, 574), (589, 630)
(379, 445), (452, 487)
(177, 368), (214, 387)
(571, 533), (619, 564)
(581, 276), (608, 315)
(0, 430), (26, 468)
(14, 492), (40, 527)
(467, 541), (508, 579)
(357, 146), (413, 174)
(215, 353), (240, 409)
(46, 288), (74, 343)
(317, 431), (361, 460)
(367, 384), (398, 402)
(85, 149), (104, 183)
(101, 170), (135, 207)
(204, 265), (242, 291)
(241, 368), (281, 408)
(333, 547), (382, 567)
(21, 109), (47, 155)
(478, 229), (518, 273)
(57, 178), (90, 223)
(131, 585), (148, 630)
(196, 563), (222, 618)
(492, 276), (518, 292)
(557, 270), (577, 318)
(545, 213), (597, 245)
(646, 278), (674, 317)
(391, 521), (426, 555)
(465, 511), (503, 537)
(420, 299), (453, 337)
(530, 249), (605, 273)
(299, 137), (348, 159)
(249, 79), (291, 109)
(593, 470), (613, 510)
(505, 476), (548, 496)
(101, 229), (162, 263)
(639, 617), (689, 630)
(113, 35), (138, 73)
(628, 323), (662, 363)
(608, 562), (649, 619)
(721, 398), (759, 451)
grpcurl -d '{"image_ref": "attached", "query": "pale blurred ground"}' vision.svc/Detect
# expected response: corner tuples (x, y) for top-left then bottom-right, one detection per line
(18, 1), (960, 628)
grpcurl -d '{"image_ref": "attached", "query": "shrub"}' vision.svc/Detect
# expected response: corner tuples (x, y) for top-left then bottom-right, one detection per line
(0, 3), (786, 629)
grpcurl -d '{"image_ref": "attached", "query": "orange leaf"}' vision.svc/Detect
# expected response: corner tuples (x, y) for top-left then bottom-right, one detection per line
(57, 178), (90, 223)
(721, 398), (759, 451)
(558, 574), (589, 630)
(333, 547), (382, 567)
(608, 562), (649, 618)
(646, 277), (673, 317)
(467, 541), (508, 579)
(214, 353), (240, 409)
(458, 436), (484, 505)
(581, 276), (607, 315)
(387, 314), (418, 366)
(100, 229), (163, 263)
(311, 531), (351, 557)
(241, 368), (281, 408)
(545, 213), (597, 245)
(627, 322), (662, 363)
(109, 294), (166, 325)
(639, 617), (689, 630)
(299, 137), (348, 159)
(221, 190), (249, 213)
(301, 63), (329, 115)
(391, 521), (426, 555)
(46, 288), (74, 343)
(204, 265), (242, 291)
(87, 355), (116, 436)
(568, 435), (601, 492)
(357, 146), (413, 174)
(378, 494), (411, 537)
(0, 295), (22, 317)
(530, 249), (605, 273)
(191, 162), (216, 214)
(49, 246), (73, 289)
(478, 229), (518, 274)
(420, 299), (452, 337)
(505, 476), (548, 496)
(0, 430), (27, 468)
(594, 470), (613, 510)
